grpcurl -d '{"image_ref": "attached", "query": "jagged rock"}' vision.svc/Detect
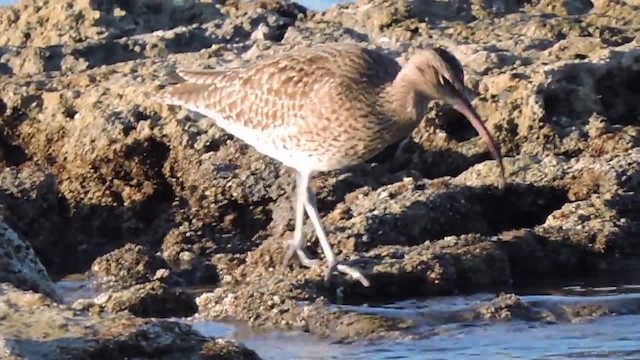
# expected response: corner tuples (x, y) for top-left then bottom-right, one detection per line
(0, 220), (61, 302)
(91, 243), (169, 291)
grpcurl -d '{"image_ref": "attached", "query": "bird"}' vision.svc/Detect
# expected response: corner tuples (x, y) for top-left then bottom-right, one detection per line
(155, 42), (505, 287)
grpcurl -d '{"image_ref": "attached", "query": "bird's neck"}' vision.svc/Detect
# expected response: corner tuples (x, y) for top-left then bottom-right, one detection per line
(381, 70), (426, 130)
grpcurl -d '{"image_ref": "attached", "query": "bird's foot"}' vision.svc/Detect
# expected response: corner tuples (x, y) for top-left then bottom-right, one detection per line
(325, 259), (371, 287)
(282, 240), (321, 268)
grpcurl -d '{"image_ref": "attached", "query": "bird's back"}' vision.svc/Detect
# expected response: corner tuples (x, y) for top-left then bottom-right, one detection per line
(159, 43), (404, 172)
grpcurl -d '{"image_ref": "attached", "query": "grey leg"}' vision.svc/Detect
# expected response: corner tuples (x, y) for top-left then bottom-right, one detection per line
(282, 171), (320, 268)
(299, 171), (370, 287)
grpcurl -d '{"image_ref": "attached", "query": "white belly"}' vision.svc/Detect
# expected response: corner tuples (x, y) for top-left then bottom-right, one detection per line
(193, 107), (321, 173)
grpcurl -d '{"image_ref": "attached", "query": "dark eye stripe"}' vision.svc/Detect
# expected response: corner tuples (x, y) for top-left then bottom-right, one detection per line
(438, 73), (448, 86)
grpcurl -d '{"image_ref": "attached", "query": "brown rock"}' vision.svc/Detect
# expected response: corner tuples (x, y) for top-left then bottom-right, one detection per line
(91, 243), (168, 291)
(77, 280), (197, 318)
(0, 283), (260, 359)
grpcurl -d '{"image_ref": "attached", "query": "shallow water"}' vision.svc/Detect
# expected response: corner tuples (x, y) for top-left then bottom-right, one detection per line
(194, 315), (640, 359)
(192, 287), (640, 359)
(55, 277), (640, 359)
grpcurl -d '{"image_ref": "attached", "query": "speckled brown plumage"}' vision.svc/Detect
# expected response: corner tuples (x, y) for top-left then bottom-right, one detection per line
(157, 42), (505, 287)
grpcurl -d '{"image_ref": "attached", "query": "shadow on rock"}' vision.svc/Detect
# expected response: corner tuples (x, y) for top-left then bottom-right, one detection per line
(355, 183), (568, 250)
(500, 182), (640, 286)
(317, 137), (500, 214)
(293, 181), (568, 304)
(0, 157), (177, 278)
(540, 49), (640, 133)
(606, 191), (640, 253)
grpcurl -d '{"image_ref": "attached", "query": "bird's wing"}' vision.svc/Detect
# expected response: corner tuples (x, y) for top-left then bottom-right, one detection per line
(156, 44), (399, 151)
(157, 45), (355, 131)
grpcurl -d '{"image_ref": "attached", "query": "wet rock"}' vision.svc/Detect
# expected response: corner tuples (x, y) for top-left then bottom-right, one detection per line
(320, 176), (560, 253)
(200, 339), (262, 360)
(196, 281), (415, 340)
(0, 220), (60, 302)
(471, 291), (640, 324)
(75, 280), (197, 318)
(0, 283), (257, 360)
(475, 293), (556, 321)
(90, 243), (169, 291)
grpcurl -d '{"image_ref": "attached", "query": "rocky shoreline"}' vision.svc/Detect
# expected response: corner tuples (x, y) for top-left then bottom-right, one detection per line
(0, 0), (638, 358)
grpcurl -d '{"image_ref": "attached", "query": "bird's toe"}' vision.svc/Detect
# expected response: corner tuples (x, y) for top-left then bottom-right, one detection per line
(324, 259), (371, 287)
(282, 240), (320, 269)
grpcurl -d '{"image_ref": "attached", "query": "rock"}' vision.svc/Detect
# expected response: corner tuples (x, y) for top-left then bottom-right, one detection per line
(75, 280), (198, 318)
(470, 291), (640, 324)
(196, 283), (415, 340)
(90, 243), (169, 291)
(475, 293), (556, 322)
(200, 339), (262, 360)
(0, 0), (223, 47)
(0, 219), (61, 302)
(222, 0), (307, 19)
(0, 0), (638, 341)
(0, 165), (66, 272)
(0, 283), (259, 360)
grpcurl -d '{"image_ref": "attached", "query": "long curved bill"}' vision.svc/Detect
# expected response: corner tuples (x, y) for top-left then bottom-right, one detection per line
(452, 96), (506, 189)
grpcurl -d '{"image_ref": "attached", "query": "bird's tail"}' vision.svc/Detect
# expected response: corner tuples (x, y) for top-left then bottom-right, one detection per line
(154, 81), (211, 108)
(153, 69), (225, 107)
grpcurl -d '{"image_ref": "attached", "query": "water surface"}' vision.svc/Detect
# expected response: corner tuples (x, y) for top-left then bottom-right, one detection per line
(195, 316), (640, 359)
(55, 277), (640, 359)
(191, 286), (640, 359)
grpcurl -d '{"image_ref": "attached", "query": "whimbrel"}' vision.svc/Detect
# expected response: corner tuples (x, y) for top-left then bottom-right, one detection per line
(156, 43), (505, 287)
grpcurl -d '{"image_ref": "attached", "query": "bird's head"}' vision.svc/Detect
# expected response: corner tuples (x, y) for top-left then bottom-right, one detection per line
(405, 47), (506, 188)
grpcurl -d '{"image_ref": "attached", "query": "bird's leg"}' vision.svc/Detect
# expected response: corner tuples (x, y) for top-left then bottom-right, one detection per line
(283, 171), (320, 268)
(300, 172), (370, 287)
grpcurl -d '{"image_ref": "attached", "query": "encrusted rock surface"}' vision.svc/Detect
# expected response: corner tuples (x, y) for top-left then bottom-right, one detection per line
(0, 0), (638, 346)
(0, 283), (260, 360)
